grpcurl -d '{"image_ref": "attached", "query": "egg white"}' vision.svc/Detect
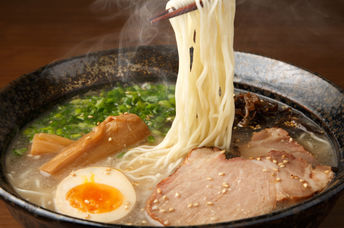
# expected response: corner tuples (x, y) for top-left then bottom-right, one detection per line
(54, 167), (136, 223)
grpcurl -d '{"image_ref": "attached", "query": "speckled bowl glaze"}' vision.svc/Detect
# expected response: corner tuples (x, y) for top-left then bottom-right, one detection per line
(0, 46), (343, 228)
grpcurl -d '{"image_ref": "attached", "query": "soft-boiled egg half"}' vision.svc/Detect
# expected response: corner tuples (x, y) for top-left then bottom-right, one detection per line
(54, 167), (136, 223)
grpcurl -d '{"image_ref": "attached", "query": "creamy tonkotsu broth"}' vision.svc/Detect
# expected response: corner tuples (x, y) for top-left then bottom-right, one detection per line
(5, 89), (336, 225)
(5, 0), (336, 226)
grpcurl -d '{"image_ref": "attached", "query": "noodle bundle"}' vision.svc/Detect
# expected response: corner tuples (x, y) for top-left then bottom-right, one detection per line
(117, 0), (236, 182)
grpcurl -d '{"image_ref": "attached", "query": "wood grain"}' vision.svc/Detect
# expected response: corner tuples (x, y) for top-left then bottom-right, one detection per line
(0, 0), (343, 227)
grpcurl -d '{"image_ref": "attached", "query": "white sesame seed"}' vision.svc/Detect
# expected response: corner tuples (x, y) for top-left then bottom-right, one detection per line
(207, 177), (213, 181)
(299, 179), (304, 183)
(324, 170), (330, 174)
(218, 172), (225, 176)
(142, 220), (147, 224)
(108, 137), (112, 142)
(262, 168), (267, 172)
(276, 178), (281, 182)
(256, 157), (261, 161)
(159, 209), (166, 213)
(175, 192), (181, 198)
(153, 199), (159, 204)
(162, 195), (168, 201)
(283, 160), (288, 164)
(86, 136), (91, 140)
(222, 189), (227, 194)
(272, 160), (277, 164)
(152, 206), (158, 211)
(164, 220), (169, 225)
(169, 208), (175, 212)
(193, 202), (199, 207)
(187, 203), (193, 208)
(303, 183), (308, 188)
(157, 188), (162, 194)
(84, 199), (90, 204)
(88, 115), (93, 119)
(222, 182), (229, 188)
(210, 217), (217, 221)
(207, 201), (214, 206)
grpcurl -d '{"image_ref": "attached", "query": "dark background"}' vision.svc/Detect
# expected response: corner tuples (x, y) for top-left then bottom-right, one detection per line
(0, 0), (343, 227)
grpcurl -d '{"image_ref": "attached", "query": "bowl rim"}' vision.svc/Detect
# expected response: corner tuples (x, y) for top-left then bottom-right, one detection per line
(0, 46), (344, 227)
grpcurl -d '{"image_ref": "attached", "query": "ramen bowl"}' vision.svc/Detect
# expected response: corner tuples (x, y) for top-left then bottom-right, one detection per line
(0, 46), (343, 228)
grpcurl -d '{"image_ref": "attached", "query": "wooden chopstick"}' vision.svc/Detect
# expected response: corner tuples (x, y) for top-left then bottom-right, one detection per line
(151, 1), (202, 23)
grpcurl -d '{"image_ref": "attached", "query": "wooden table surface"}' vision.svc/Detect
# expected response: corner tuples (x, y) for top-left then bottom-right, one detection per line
(0, 0), (343, 227)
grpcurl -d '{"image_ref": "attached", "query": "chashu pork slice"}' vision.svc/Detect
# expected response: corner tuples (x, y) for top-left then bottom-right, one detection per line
(239, 128), (316, 164)
(146, 147), (333, 226)
(252, 150), (333, 201)
(146, 147), (277, 226)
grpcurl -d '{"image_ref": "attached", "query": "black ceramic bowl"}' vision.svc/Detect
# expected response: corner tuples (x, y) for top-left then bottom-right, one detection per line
(0, 46), (343, 228)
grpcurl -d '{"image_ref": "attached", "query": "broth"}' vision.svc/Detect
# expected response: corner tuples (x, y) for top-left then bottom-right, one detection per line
(5, 83), (336, 226)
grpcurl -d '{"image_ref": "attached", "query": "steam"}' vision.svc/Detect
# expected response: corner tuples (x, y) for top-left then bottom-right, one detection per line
(47, 0), (177, 88)
(90, 0), (174, 48)
(91, 0), (138, 21)
(59, 0), (173, 61)
(118, 1), (162, 47)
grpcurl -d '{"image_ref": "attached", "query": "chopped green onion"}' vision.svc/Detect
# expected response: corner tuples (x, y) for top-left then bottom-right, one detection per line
(147, 135), (156, 143)
(13, 148), (27, 156)
(14, 83), (176, 156)
(116, 151), (126, 158)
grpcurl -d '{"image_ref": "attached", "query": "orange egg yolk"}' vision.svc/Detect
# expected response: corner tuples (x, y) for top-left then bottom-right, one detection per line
(66, 182), (124, 214)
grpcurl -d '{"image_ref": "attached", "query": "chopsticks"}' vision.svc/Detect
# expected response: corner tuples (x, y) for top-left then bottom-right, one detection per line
(151, 1), (203, 23)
